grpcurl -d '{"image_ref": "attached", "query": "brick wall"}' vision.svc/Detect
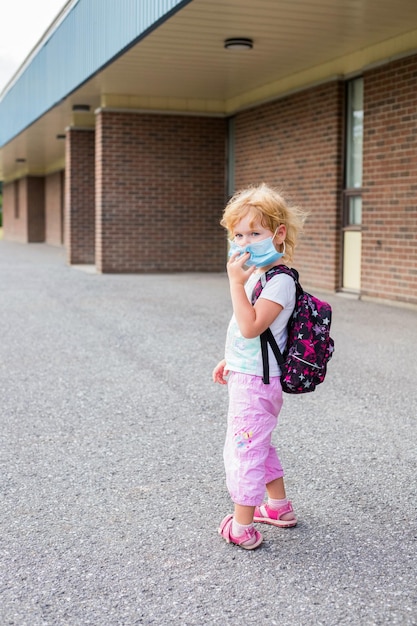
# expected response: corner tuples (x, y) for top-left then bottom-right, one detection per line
(3, 180), (26, 242)
(45, 171), (64, 246)
(362, 54), (417, 305)
(3, 176), (45, 242)
(95, 111), (227, 273)
(233, 82), (345, 291)
(65, 129), (95, 264)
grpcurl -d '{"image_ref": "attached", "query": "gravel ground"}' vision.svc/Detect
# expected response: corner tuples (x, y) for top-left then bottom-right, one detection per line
(1, 240), (416, 626)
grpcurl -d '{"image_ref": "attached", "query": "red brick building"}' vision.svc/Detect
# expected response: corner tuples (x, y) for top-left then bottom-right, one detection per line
(1, 0), (417, 305)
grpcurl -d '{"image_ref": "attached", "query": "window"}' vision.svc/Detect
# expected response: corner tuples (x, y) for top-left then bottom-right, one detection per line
(227, 117), (235, 197)
(14, 180), (20, 219)
(342, 77), (364, 292)
(344, 78), (363, 228)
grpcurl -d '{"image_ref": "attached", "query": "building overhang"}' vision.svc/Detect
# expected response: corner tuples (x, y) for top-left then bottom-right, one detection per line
(2, 0), (417, 182)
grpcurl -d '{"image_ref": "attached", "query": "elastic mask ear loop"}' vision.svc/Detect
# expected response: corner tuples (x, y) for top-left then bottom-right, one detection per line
(272, 227), (286, 256)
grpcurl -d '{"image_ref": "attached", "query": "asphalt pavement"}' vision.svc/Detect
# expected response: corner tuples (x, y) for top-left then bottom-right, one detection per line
(1, 240), (416, 626)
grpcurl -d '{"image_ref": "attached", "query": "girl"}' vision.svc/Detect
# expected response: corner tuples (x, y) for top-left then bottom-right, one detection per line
(213, 183), (306, 550)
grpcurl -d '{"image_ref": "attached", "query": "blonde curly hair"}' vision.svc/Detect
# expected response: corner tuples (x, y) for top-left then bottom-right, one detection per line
(220, 183), (307, 264)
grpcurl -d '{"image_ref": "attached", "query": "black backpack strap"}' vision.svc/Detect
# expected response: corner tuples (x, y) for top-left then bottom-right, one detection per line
(252, 265), (299, 304)
(260, 328), (285, 384)
(260, 332), (270, 385)
(253, 265), (299, 384)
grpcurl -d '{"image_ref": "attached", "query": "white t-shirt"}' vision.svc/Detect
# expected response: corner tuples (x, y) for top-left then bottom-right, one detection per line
(225, 271), (296, 377)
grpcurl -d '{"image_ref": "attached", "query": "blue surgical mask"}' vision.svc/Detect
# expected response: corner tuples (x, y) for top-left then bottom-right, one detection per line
(228, 235), (285, 267)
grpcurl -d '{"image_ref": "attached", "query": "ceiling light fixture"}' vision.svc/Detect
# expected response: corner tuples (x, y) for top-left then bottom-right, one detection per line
(72, 104), (90, 111)
(224, 37), (253, 50)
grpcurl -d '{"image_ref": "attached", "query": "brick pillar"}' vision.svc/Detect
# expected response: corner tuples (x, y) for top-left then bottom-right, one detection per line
(65, 129), (95, 264)
(2, 176), (45, 242)
(45, 171), (64, 246)
(95, 110), (227, 273)
(2, 179), (27, 242)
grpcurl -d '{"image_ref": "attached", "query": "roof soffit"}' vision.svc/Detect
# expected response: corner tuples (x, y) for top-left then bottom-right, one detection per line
(2, 0), (417, 180)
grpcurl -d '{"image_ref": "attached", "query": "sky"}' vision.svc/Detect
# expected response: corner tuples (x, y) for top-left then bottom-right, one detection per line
(0, 0), (67, 93)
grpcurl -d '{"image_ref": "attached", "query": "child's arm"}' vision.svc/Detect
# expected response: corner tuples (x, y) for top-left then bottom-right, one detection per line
(227, 251), (283, 339)
(212, 359), (229, 385)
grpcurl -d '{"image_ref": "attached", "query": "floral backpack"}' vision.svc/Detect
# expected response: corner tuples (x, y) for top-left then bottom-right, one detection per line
(251, 265), (334, 394)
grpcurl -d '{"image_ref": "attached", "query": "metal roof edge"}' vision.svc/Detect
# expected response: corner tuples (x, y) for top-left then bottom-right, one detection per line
(0, 0), (194, 147)
(0, 0), (80, 100)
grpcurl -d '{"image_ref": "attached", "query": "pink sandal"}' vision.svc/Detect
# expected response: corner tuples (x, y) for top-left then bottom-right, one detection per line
(253, 501), (297, 528)
(218, 514), (263, 550)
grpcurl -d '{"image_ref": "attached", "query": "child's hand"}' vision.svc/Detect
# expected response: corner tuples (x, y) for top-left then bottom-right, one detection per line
(212, 359), (229, 385)
(227, 251), (256, 285)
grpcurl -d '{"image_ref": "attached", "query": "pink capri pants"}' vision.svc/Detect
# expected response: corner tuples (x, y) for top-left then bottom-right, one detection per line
(223, 371), (284, 507)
